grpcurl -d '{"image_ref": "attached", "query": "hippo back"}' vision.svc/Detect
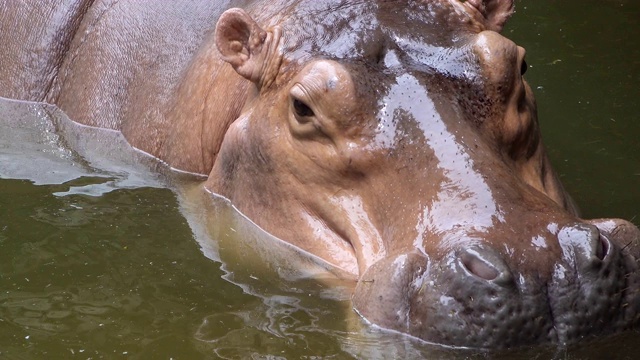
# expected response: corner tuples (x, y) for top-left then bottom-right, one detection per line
(1, 0), (230, 129)
(0, 0), (91, 101)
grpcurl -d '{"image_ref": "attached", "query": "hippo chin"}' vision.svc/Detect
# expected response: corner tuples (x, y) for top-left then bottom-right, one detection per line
(1, 0), (638, 349)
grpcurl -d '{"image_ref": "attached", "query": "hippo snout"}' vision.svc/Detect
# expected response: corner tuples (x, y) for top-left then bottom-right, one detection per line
(353, 223), (640, 348)
(550, 223), (640, 344)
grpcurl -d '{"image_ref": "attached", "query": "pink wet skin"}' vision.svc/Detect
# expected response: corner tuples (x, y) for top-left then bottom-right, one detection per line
(0, 0), (638, 349)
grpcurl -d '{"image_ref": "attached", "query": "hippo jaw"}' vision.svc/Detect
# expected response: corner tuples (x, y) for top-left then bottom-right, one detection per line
(205, 0), (640, 348)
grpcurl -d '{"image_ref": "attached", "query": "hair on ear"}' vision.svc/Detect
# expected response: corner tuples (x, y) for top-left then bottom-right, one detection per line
(466, 0), (515, 32)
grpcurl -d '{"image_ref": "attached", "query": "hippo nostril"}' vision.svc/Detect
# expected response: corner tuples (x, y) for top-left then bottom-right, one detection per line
(559, 224), (610, 269)
(460, 248), (514, 287)
(462, 252), (499, 281)
(596, 234), (610, 261)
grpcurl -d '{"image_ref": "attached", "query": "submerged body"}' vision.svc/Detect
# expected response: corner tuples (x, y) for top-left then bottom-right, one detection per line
(1, 0), (639, 348)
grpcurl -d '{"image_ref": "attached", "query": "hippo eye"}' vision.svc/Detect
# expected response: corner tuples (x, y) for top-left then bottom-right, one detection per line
(520, 59), (528, 76)
(293, 98), (315, 118)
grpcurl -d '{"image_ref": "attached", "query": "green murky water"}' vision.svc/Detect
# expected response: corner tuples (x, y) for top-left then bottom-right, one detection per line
(507, 0), (640, 222)
(0, 1), (638, 359)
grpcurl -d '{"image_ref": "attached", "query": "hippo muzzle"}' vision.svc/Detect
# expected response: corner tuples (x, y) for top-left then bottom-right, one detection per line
(354, 221), (640, 348)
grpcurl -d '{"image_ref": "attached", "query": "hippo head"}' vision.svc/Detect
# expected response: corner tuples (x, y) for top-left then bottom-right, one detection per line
(205, 0), (640, 348)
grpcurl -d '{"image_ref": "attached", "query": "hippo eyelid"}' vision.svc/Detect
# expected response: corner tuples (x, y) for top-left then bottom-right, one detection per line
(288, 85), (328, 139)
(289, 84), (319, 123)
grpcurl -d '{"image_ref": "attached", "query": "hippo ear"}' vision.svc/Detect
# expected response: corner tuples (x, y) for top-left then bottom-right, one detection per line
(467, 0), (515, 32)
(215, 8), (269, 83)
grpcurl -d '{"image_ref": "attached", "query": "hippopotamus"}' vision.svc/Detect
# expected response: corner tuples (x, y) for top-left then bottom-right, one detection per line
(1, 0), (639, 349)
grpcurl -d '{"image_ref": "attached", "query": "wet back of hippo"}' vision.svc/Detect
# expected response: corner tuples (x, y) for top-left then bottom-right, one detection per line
(2, 0), (640, 349)
(1, 1), (215, 102)
(1, 0), (245, 173)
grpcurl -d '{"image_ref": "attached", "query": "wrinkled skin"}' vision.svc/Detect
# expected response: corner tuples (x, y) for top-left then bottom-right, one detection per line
(1, 0), (639, 349)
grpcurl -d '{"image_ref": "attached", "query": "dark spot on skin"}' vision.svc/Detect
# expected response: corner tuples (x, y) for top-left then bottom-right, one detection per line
(375, 46), (386, 65)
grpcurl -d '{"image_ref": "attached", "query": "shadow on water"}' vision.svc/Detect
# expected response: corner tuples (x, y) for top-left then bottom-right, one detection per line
(1, 1), (639, 358)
